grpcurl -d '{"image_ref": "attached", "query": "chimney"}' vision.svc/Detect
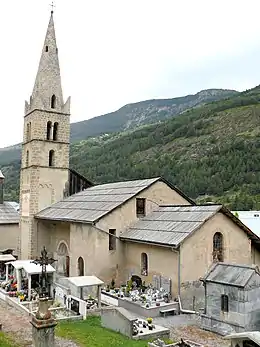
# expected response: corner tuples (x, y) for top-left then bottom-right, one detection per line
(0, 170), (5, 204)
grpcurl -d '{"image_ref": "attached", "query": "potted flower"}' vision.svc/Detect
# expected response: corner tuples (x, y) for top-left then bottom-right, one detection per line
(147, 317), (153, 330)
(147, 317), (153, 324)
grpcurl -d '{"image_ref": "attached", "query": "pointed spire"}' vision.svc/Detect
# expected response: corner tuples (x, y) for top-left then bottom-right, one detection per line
(27, 11), (70, 114)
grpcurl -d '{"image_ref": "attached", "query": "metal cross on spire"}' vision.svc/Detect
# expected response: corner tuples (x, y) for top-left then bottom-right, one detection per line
(50, 1), (56, 14)
(31, 246), (57, 298)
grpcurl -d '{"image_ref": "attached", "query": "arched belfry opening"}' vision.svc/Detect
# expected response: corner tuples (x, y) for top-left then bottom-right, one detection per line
(49, 150), (54, 167)
(47, 121), (52, 140)
(51, 94), (56, 109)
(26, 150), (29, 167)
(53, 122), (58, 141)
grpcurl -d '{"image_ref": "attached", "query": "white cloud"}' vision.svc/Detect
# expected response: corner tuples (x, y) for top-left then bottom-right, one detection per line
(1, 0), (260, 147)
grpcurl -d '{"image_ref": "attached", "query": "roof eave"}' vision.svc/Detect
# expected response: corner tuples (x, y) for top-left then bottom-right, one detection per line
(119, 236), (179, 249)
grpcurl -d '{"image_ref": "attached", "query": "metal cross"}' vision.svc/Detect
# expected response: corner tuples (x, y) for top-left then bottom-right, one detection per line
(50, 1), (56, 13)
(31, 246), (57, 298)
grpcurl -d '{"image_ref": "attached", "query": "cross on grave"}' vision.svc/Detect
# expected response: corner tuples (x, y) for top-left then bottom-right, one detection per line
(31, 246), (57, 298)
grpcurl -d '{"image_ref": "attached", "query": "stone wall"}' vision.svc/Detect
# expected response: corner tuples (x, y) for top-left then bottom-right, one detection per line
(200, 314), (244, 336)
(180, 280), (205, 311)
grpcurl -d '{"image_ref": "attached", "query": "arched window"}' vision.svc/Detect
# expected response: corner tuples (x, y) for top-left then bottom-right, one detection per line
(141, 253), (148, 276)
(26, 150), (29, 167)
(47, 121), (52, 140)
(45, 46), (48, 52)
(213, 232), (224, 262)
(53, 122), (58, 141)
(26, 122), (31, 141)
(221, 294), (229, 312)
(51, 94), (56, 109)
(49, 150), (54, 167)
(78, 257), (84, 276)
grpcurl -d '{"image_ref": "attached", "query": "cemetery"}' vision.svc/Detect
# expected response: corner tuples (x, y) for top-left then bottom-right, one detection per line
(0, 247), (227, 347)
(102, 275), (178, 318)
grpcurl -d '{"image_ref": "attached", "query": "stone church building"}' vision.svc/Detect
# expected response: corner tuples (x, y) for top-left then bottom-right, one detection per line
(1, 11), (260, 309)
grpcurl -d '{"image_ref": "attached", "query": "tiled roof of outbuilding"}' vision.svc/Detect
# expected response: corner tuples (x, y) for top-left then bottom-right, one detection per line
(202, 263), (259, 288)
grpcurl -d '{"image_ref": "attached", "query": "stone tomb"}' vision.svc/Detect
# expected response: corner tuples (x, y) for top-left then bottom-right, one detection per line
(101, 307), (170, 340)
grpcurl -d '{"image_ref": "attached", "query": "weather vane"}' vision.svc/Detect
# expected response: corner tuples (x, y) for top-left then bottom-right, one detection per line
(50, 1), (56, 13)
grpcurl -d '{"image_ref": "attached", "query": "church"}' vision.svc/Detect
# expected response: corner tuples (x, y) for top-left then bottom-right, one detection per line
(1, 11), (260, 309)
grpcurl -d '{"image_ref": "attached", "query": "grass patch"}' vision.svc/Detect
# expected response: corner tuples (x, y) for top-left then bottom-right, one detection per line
(56, 316), (171, 347)
(0, 332), (21, 347)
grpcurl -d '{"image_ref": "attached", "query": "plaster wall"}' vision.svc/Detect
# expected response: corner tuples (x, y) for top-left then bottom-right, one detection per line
(0, 224), (19, 256)
(180, 212), (254, 310)
(123, 242), (179, 297)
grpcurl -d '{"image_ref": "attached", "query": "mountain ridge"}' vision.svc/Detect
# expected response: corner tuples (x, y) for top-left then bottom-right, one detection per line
(0, 88), (237, 165)
(2, 86), (260, 210)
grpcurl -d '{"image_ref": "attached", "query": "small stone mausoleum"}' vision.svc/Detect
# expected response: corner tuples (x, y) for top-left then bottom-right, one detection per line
(201, 262), (260, 335)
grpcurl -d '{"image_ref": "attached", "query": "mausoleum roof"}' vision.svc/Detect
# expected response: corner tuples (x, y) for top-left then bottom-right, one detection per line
(6, 260), (56, 275)
(68, 276), (104, 287)
(0, 202), (19, 224)
(35, 177), (194, 223)
(224, 331), (260, 344)
(202, 263), (259, 288)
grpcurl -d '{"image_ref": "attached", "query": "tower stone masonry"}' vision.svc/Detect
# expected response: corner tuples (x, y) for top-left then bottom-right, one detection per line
(19, 12), (71, 259)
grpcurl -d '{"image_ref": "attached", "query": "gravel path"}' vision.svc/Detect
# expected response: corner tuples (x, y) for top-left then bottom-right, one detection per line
(153, 315), (229, 347)
(0, 300), (79, 347)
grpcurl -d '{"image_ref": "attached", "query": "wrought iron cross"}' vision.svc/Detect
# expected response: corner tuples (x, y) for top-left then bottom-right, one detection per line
(50, 1), (56, 13)
(31, 246), (57, 298)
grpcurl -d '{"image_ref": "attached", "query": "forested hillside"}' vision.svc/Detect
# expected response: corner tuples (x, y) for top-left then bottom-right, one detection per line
(1, 85), (260, 209)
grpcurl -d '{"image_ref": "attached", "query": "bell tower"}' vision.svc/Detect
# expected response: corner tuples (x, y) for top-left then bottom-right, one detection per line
(19, 11), (70, 259)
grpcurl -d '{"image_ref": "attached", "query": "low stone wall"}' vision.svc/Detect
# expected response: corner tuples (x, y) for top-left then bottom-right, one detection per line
(200, 314), (245, 336)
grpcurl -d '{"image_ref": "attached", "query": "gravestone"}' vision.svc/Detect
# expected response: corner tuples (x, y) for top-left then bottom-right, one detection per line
(55, 285), (65, 304)
(152, 275), (161, 290)
(161, 277), (171, 294)
(71, 298), (80, 315)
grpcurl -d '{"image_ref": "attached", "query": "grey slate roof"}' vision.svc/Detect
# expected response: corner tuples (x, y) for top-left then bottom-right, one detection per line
(120, 205), (221, 247)
(203, 263), (259, 288)
(35, 177), (164, 223)
(0, 202), (20, 224)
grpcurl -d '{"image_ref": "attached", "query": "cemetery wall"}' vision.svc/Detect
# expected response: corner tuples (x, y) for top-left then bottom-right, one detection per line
(179, 212), (253, 310)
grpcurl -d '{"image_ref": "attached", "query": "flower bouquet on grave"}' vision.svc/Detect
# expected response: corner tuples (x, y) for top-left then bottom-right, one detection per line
(147, 317), (153, 330)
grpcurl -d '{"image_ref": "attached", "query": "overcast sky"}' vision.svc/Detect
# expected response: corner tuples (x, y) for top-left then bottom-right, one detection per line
(1, 0), (260, 148)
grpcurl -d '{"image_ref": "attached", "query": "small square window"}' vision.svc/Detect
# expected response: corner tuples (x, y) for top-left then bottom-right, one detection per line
(136, 198), (146, 217)
(109, 229), (116, 251)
